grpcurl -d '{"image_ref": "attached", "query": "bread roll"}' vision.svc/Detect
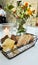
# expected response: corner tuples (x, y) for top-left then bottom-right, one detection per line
(17, 34), (34, 47)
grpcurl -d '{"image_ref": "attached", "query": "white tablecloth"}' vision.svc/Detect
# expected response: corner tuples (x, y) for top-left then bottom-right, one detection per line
(0, 26), (38, 65)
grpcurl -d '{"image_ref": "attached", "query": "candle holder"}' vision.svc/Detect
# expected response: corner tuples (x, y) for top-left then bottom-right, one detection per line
(0, 23), (17, 39)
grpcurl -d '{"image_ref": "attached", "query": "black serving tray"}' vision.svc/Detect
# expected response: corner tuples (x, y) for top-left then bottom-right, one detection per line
(1, 33), (37, 59)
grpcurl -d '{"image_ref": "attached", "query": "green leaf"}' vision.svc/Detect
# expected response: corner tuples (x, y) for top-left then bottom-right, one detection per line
(8, 5), (14, 10)
(29, 5), (31, 7)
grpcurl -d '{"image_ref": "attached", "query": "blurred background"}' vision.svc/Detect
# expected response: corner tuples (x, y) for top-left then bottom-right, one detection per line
(0, 0), (38, 26)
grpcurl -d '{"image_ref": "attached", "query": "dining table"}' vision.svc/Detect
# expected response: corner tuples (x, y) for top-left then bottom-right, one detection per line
(0, 25), (38, 65)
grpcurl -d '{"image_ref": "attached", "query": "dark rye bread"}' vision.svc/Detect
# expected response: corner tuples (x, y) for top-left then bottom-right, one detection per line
(11, 35), (17, 44)
(11, 35), (20, 44)
(0, 46), (3, 50)
(1, 35), (9, 43)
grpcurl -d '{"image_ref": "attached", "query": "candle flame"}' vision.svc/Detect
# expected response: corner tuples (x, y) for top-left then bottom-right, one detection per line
(4, 27), (9, 35)
(4, 27), (9, 31)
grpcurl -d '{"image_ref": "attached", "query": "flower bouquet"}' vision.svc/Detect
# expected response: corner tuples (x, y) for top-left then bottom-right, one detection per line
(5, 1), (35, 35)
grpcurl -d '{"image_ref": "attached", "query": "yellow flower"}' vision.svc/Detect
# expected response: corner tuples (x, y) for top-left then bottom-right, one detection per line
(28, 10), (32, 15)
(27, 9), (32, 15)
(27, 8), (30, 11)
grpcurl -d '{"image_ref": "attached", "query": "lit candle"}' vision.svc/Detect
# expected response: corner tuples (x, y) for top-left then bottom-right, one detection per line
(4, 27), (11, 37)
